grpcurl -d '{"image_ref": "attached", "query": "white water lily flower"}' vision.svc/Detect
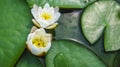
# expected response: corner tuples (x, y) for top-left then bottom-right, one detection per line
(26, 27), (52, 56)
(31, 3), (61, 29)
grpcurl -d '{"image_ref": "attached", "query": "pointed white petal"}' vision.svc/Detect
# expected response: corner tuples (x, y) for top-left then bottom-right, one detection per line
(54, 7), (59, 12)
(30, 26), (38, 33)
(38, 7), (42, 14)
(44, 3), (50, 9)
(45, 34), (52, 41)
(54, 13), (61, 22)
(50, 7), (54, 14)
(31, 4), (39, 20)
(26, 33), (32, 44)
(36, 28), (46, 34)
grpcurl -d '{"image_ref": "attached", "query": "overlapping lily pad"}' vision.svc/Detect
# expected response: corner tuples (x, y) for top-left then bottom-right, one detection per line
(55, 10), (119, 67)
(81, 1), (120, 51)
(46, 40), (106, 67)
(0, 0), (32, 66)
(26, 0), (96, 8)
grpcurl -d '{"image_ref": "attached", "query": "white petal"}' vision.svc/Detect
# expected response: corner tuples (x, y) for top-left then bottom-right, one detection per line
(35, 7), (43, 23)
(54, 7), (59, 12)
(26, 33), (32, 44)
(31, 4), (39, 20)
(54, 13), (61, 22)
(45, 34), (52, 41)
(49, 7), (54, 14)
(35, 28), (46, 34)
(38, 7), (42, 14)
(39, 20), (51, 28)
(44, 3), (50, 9)
(35, 16), (43, 24)
(30, 26), (38, 33)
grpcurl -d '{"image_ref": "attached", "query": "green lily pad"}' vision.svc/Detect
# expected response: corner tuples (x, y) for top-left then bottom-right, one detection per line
(0, 0), (32, 66)
(16, 50), (43, 67)
(55, 10), (119, 67)
(81, 1), (120, 51)
(26, 0), (96, 8)
(46, 40), (106, 67)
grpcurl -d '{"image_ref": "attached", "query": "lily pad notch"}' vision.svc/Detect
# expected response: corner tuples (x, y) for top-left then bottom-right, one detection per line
(81, 0), (120, 51)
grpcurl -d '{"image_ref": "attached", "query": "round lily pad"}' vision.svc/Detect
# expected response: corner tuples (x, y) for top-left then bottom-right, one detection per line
(0, 0), (32, 66)
(46, 40), (106, 67)
(81, 1), (120, 51)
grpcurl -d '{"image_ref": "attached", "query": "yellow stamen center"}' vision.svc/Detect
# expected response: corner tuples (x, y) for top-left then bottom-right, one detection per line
(32, 36), (46, 47)
(41, 12), (52, 20)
